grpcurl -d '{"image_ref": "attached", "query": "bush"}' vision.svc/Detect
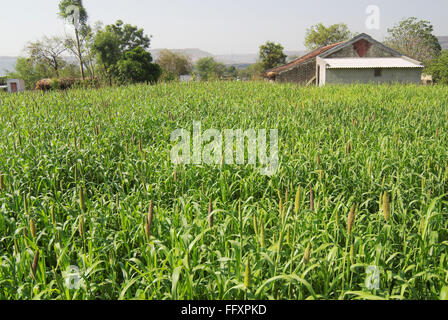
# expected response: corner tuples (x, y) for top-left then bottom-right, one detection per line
(428, 50), (448, 84)
(36, 77), (101, 91)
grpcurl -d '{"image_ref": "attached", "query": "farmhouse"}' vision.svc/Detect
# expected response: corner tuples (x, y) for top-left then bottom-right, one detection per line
(263, 33), (424, 86)
(6, 79), (26, 93)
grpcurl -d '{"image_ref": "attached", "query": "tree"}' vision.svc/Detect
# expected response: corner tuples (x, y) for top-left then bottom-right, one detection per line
(117, 47), (161, 84)
(224, 65), (238, 79)
(259, 42), (287, 70)
(105, 20), (151, 54)
(26, 36), (67, 76)
(93, 31), (121, 85)
(195, 57), (225, 81)
(304, 23), (353, 50)
(238, 62), (264, 80)
(64, 22), (101, 78)
(7, 58), (49, 89)
(93, 20), (159, 85)
(156, 49), (192, 81)
(7, 57), (80, 89)
(385, 17), (441, 65)
(427, 50), (448, 84)
(58, 0), (89, 79)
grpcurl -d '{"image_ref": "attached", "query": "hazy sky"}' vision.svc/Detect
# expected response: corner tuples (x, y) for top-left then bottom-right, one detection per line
(0, 0), (447, 56)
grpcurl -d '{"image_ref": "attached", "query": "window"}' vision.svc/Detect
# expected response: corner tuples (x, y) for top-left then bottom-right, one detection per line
(374, 68), (382, 77)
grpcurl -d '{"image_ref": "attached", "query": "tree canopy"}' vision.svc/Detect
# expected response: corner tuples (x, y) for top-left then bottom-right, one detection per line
(26, 36), (67, 77)
(93, 30), (122, 83)
(304, 23), (353, 50)
(156, 50), (193, 81)
(118, 47), (161, 84)
(93, 21), (160, 85)
(195, 57), (226, 81)
(427, 50), (448, 84)
(385, 17), (441, 65)
(105, 20), (151, 54)
(259, 42), (287, 71)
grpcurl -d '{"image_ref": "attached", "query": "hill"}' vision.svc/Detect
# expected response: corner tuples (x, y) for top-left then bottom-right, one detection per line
(151, 49), (305, 66)
(151, 48), (213, 63)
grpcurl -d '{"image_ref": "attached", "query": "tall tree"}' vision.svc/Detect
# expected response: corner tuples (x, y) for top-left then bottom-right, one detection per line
(385, 17), (441, 65)
(26, 36), (67, 77)
(117, 47), (162, 84)
(195, 57), (225, 81)
(64, 23), (100, 78)
(105, 20), (151, 54)
(93, 31), (121, 85)
(156, 49), (192, 80)
(259, 42), (287, 70)
(304, 23), (353, 50)
(93, 21), (160, 85)
(58, 0), (88, 79)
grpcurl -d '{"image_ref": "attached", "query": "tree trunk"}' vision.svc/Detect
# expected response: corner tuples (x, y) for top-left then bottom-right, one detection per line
(53, 57), (59, 77)
(75, 27), (85, 80)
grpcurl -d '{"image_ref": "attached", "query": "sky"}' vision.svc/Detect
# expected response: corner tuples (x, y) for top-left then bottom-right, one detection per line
(0, 0), (447, 56)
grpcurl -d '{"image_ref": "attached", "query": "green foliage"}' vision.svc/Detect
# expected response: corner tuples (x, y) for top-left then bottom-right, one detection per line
(305, 23), (353, 50)
(117, 47), (161, 84)
(259, 42), (287, 71)
(105, 20), (151, 54)
(385, 17), (441, 65)
(93, 21), (158, 85)
(428, 51), (448, 84)
(26, 36), (67, 77)
(238, 62), (264, 80)
(195, 57), (226, 81)
(7, 57), (79, 90)
(157, 49), (193, 81)
(93, 31), (122, 84)
(1, 83), (448, 300)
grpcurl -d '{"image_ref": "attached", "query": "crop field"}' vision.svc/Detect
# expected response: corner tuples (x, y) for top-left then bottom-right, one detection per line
(1, 82), (448, 300)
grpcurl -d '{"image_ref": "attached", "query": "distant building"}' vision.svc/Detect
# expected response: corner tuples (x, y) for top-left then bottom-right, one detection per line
(263, 33), (424, 86)
(6, 79), (26, 93)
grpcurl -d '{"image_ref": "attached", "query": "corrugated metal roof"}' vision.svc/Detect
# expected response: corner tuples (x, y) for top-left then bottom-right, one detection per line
(263, 42), (346, 76)
(323, 58), (423, 69)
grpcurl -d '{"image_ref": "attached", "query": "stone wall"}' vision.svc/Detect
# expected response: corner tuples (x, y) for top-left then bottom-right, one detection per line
(326, 42), (399, 58)
(276, 60), (316, 84)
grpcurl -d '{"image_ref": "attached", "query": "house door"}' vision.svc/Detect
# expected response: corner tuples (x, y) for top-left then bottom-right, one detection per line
(317, 66), (320, 86)
(10, 82), (18, 93)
